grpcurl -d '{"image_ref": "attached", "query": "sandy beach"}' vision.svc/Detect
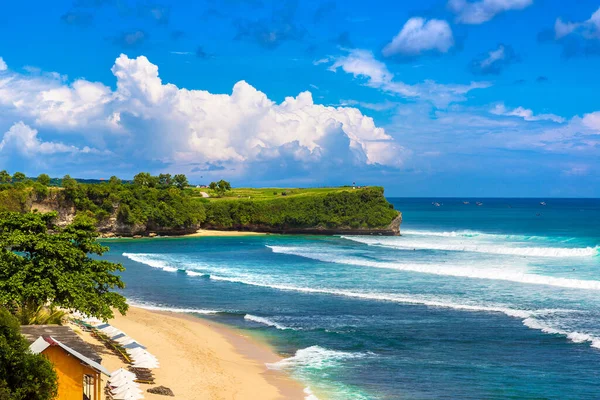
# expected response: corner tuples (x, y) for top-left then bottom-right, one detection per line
(184, 229), (268, 237)
(72, 307), (304, 400)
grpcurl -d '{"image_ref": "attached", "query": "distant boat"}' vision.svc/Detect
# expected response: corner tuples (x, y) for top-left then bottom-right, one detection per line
(476, 202), (483, 206)
(463, 201), (470, 205)
(540, 201), (547, 206)
(433, 202), (441, 207)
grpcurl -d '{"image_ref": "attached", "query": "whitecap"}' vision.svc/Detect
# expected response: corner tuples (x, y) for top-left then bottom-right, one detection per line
(267, 245), (600, 290)
(340, 236), (599, 258)
(244, 314), (290, 330)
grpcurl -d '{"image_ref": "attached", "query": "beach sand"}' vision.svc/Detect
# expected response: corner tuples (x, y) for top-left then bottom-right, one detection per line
(184, 229), (268, 237)
(72, 307), (303, 400)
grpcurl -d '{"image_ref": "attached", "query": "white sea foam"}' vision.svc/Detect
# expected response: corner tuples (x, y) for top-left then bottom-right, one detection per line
(303, 386), (319, 400)
(209, 274), (534, 318)
(123, 253), (180, 272)
(186, 271), (205, 277)
(340, 236), (599, 258)
(266, 346), (366, 371)
(128, 302), (220, 314)
(244, 314), (289, 330)
(522, 317), (600, 349)
(401, 229), (550, 241)
(268, 245), (600, 291)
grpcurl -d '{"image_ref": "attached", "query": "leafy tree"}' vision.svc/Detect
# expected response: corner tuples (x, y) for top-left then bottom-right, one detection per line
(36, 174), (51, 186)
(108, 176), (121, 186)
(0, 212), (128, 323)
(209, 179), (231, 197)
(133, 172), (157, 188)
(0, 171), (11, 184)
(158, 173), (172, 188)
(12, 172), (26, 183)
(173, 174), (188, 190)
(0, 307), (58, 400)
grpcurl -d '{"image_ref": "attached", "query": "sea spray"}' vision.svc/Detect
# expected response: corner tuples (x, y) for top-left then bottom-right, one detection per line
(340, 236), (599, 258)
(244, 314), (290, 330)
(268, 245), (600, 290)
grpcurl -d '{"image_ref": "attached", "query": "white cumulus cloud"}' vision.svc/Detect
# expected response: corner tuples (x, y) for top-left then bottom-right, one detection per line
(329, 49), (490, 107)
(555, 7), (600, 40)
(491, 104), (565, 123)
(0, 54), (403, 176)
(0, 121), (86, 156)
(0, 57), (7, 72)
(382, 18), (454, 57)
(448, 0), (533, 24)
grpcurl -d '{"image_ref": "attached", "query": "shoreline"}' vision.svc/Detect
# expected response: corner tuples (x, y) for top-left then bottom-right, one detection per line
(73, 306), (304, 399)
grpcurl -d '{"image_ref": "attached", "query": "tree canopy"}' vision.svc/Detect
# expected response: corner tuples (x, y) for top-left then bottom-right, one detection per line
(0, 307), (58, 400)
(0, 212), (128, 323)
(209, 180), (231, 197)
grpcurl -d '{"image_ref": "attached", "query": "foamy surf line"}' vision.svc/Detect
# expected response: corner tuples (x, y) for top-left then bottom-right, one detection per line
(128, 301), (221, 314)
(244, 314), (290, 330)
(268, 246), (600, 291)
(340, 236), (599, 258)
(522, 317), (600, 349)
(211, 275), (600, 350)
(123, 252), (180, 272)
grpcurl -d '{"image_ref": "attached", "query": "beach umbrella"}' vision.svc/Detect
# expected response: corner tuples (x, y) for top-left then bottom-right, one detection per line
(109, 375), (137, 387)
(112, 388), (144, 399)
(112, 384), (143, 396)
(110, 368), (136, 379)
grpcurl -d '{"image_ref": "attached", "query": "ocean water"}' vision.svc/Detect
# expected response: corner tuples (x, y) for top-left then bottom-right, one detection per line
(102, 198), (600, 399)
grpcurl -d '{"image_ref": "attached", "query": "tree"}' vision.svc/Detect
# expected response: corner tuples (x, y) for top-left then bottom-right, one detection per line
(133, 172), (157, 188)
(12, 172), (26, 183)
(0, 307), (58, 400)
(0, 212), (128, 323)
(158, 173), (172, 188)
(173, 174), (188, 190)
(0, 171), (11, 184)
(209, 180), (231, 197)
(108, 176), (121, 186)
(37, 174), (51, 186)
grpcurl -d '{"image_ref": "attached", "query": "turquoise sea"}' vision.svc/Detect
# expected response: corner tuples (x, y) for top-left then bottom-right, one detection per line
(102, 198), (600, 399)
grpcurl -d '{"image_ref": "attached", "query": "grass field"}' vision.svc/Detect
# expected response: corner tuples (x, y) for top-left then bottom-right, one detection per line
(189, 186), (371, 201)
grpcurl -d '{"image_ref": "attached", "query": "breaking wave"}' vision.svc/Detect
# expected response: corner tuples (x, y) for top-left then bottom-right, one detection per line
(267, 246), (600, 290)
(339, 236), (599, 258)
(244, 314), (290, 330)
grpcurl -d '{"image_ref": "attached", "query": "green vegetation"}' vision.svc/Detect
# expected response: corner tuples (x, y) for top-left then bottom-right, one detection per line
(0, 308), (58, 400)
(0, 211), (128, 323)
(202, 186), (398, 230)
(197, 186), (362, 201)
(0, 170), (399, 234)
(208, 179), (232, 197)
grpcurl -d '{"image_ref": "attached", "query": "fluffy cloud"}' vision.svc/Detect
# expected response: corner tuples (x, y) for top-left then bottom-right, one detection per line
(0, 122), (89, 156)
(328, 49), (491, 107)
(448, 0), (533, 24)
(382, 18), (454, 57)
(0, 57), (6, 71)
(0, 54), (402, 177)
(491, 104), (565, 123)
(582, 111), (600, 131)
(470, 44), (519, 75)
(538, 7), (600, 58)
(555, 7), (600, 40)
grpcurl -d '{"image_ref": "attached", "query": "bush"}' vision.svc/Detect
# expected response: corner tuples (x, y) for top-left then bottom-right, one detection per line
(0, 308), (58, 400)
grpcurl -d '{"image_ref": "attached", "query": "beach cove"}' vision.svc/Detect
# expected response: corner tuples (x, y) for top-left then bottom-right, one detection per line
(75, 306), (305, 399)
(101, 198), (600, 399)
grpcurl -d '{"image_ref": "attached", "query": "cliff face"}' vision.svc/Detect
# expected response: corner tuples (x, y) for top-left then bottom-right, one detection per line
(29, 192), (76, 226)
(21, 188), (401, 237)
(201, 213), (402, 236)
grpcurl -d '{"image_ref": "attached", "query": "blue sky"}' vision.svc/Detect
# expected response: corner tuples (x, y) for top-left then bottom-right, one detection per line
(0, 0), (599, 196)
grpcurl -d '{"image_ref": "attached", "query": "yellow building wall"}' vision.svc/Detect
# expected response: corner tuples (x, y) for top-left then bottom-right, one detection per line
(42, 346), (100, 400)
